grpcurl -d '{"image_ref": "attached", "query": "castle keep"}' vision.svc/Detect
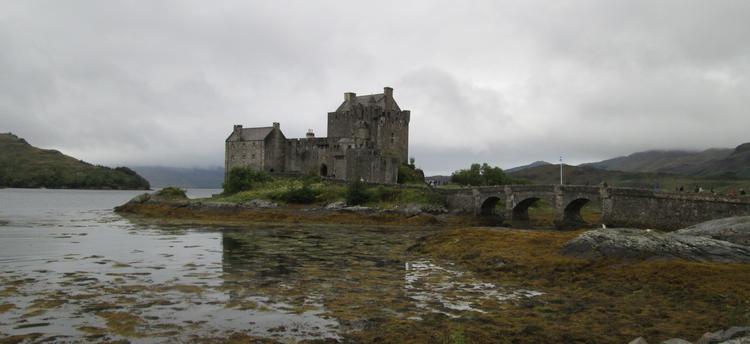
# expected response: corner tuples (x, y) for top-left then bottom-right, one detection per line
(225, 87), (410, 184)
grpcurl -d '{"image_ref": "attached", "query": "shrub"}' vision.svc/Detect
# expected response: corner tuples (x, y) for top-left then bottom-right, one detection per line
(345, 180), (371, 205)
(371, 185), (398, 202)
(398, 164), (425, 184)
(223, 167), (272, 194)
(155, 186), (187, 199)
(275, 183), (319, 204)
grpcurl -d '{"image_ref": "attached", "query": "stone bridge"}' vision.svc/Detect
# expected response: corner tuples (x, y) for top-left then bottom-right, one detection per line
(441, 184), (750, 230)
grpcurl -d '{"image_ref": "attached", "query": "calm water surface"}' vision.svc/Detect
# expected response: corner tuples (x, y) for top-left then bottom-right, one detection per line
(0, 188), (539, 342)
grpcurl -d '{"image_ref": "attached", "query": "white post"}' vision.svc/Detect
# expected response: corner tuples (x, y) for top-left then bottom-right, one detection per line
(559, 155), (563, 185)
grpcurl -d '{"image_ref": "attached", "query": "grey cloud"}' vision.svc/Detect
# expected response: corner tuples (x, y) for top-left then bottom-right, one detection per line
(1, 1), (749, 174)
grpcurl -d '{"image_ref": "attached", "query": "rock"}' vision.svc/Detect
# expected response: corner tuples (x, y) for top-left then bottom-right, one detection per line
(676, 216), (750, 246)
(325, 201), (346, 210)
(696, 331), (723, 344)
(629, 337), (649, 344)
(561, 228), (750, 263)
(420, 204), (449, 214)
(242, 199), (278, 209)
(130, 193), (151, 204)
(401, 204), (423, 216)
(661, 339), (692, 344)
(342, 206), (372, 212)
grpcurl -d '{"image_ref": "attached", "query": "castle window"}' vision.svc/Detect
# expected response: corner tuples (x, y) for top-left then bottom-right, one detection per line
(390, 133), (395, 144)
(252, 154), (256, 159)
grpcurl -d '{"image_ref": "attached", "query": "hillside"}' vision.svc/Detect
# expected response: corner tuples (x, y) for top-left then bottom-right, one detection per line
(505, 160), (551, 173)
(0, 133), (150, 190)
(508, 163), (750, 192)
(132, 166), (224, 188)
(584, 143), (750, 178)
(690, 143), (750, 178)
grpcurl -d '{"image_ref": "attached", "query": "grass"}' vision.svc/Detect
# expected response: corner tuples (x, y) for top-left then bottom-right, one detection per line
(401, 227), (750, 343)
(212, 177), (445, 208)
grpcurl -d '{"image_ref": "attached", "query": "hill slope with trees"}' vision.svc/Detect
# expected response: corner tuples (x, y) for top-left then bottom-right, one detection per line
(0, 133), (150, 190)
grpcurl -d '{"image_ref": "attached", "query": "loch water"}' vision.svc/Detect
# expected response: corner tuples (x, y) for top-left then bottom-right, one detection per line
(0, 188), (540, 342)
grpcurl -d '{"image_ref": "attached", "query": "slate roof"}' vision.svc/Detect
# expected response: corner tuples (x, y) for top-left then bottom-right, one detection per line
(336, 93), (401, 112)
(228, 127), (274, 141)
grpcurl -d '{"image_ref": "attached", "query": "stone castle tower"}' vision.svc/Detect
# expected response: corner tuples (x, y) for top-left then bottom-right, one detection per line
(225, 87), (410, 184)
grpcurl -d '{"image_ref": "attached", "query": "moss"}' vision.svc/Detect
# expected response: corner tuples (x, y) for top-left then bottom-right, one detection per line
(154, 187), (187, 200)
(0, 303), (15, 313)
(406, 228), (750, 343)
(97, 311), (146, 337)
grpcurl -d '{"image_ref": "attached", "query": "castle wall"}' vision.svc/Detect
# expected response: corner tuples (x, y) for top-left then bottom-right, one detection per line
(225, 140), (265, 174)
(284, 137), (329, 176)
(263, 129), (286, 173)
(327, 108), (410, 164)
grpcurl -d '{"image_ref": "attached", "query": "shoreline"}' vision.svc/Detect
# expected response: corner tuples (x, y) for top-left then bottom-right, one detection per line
(114, 197), (489, 228)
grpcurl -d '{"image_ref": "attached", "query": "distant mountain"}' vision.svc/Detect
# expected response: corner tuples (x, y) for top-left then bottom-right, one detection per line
(505, 160), (552, 173)
(132, 166), (225, 188)
(584, 143), (750, 178)
(0, 133), (150, 190)
(690, 143), (750, 178)
(508, 164), (656, 187)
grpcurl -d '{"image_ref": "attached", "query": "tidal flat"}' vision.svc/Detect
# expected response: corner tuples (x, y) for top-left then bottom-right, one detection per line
(1, 188), (748, 343)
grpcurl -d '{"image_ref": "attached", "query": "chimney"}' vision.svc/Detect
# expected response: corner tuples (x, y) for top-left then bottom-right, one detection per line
(344, 92), (356, 102)
(233, 124), (243, 135)
(384, 86), (393, 110)
(384, 86), (393, 98)
(272, 122), (280, 129)
(306, 129), (315, 138)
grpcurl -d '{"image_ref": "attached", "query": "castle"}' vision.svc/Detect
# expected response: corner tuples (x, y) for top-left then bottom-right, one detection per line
(225, 87), (410, 184)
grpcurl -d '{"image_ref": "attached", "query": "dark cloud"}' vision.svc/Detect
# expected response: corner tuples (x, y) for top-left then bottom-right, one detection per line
(1, 1), (749, 174)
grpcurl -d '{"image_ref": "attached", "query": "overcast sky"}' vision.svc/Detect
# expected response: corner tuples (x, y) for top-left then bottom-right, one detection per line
(2, 1), (749, 175)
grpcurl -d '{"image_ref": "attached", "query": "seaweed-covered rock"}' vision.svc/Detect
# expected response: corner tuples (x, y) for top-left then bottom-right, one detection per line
(675, 216), (750, 246)
(561, 228), (750, 263)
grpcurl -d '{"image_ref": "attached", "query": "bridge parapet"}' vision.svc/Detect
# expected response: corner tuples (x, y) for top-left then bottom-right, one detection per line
(443, 183), (750, 230)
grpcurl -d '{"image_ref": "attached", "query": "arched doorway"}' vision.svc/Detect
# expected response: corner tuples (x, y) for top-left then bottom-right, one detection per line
(320, 164), (328, 177)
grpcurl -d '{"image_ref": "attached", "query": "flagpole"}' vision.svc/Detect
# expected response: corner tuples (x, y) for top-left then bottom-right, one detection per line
(559, 156), (563, 185)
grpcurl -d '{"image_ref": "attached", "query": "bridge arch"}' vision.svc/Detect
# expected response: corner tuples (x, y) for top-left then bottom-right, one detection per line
(562, 198), (591, 227)
(480, 196), (502, 216)
(513, 197), (540, 221)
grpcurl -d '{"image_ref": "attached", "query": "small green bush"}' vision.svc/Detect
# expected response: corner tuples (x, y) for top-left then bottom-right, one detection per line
(345, 180), (371, 205)
(370, 185), (398, 202)
(274, 183), (320, 204)
(398, 164), (425, 184)
(223, 167), (272, 194)
(155, 186), (187, 199)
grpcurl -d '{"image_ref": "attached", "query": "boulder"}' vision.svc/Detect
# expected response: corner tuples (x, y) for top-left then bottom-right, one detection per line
(342, 206), (373, 212)
(561, 228), (750, 263)
(661, 339), (692, 344)
(242, 199), (278, 209)
(694, 326), (750, 344)
(325, 201), (346, 210)
(676, 216), (750, 246)
(629, 337), (649, 344)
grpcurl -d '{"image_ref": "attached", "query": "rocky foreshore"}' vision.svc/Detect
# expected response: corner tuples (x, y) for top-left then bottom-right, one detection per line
(562, 216), (750, 263)
(630, 326), (750, 344)
(113, 191), (469, 227)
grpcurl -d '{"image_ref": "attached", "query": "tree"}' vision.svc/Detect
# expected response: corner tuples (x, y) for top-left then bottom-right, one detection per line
(451, 163), (512, 186)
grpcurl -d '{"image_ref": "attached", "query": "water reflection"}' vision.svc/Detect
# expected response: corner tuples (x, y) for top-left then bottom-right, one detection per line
(0, 189), (542, 342)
